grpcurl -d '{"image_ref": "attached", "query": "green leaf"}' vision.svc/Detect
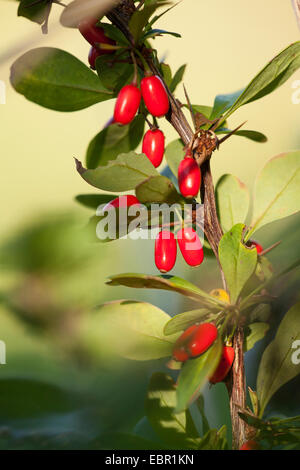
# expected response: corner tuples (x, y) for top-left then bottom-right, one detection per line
(160, 63), (172, 88)
(216, 128), (267, 143)
(75, 194), (118, 210)
(10, 48), (113, 112)
(213, 41), (300, 121)
(135, 175), (181, 204)
(248, 387), (259, 416)
(248, 151), (300, 238)
(197, 427), (227, 450)
(95, 54), (133, 93)
(215, 175), (250, 233)
(106, 273), (228, 308)
(143, 28), (181, 40)
(257, 302), (300, 415)
(86, 117), (145, 169)
(165, 139), (184, 177)
(18, 0), (50, 25)
(81, 300), (178, 361)
(244, 322), (270, 352)
(164, 309), (219, 336)
(219, 224), (257, 303)
(169, 64), (187, 93)
(129, 2), (171, 43)
(0, 379), (78, 420)
(98, 22), (130, 46)
(76, 152), (158, 192)
(145, 373), (200, 449)
(176, 339), (222, 413)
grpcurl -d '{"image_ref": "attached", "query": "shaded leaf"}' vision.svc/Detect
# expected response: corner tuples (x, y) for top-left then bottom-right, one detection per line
(215, 175), (250, 233)
(135, 175), (181, 204)
(76, 152), (158, 192)
(165, 139), (184, 177)
(75, 194), (118, 210)
(86, 117), (145, 169)
(257, 302), (300, 415)
(95, 54), (133, 93)
(197, 426), (227, 450)
(18, 0), (50, 26)
(248, 151), (300, 237)
(244, 322), (270, 352)
(107, 273), (228, 308)
(145, 373), (200, 449)
(176, 339), (222, 413)
(80, 300), (178, 361)
(219, 224), (257, 303)
(164, 309), (219, 336)
(10, 48), (113, 111)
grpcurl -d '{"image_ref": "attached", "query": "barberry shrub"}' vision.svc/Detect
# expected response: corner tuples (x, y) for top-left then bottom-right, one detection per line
(9, 0), (300, 450)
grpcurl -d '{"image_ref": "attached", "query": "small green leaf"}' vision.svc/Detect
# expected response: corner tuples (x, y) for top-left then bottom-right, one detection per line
(10, 48), (113, 111)
(160, 63), (172, 88)
(80, 300), (178, 361)
(75, 194), (118, 210)
(215, 175), (250, 233)
(164, 309), (218, 336)
(248, 387), (259, 416)
(76, 152), (158, 192)
(106, 273), (227, 308)
(244, 323), (270, 352)
(176, 339), (222, 413)
(190, 104), (213, 119)
(257, 302), (300, 415)
(18, 0), (50, 25)
(169, 64), (187, 93)
(145, 373), (200, 449)
(197, 427), (227, 450)
(95, 54), (133, 93)
(129, 2), (171, 43)
(86, 117), (145, 169)
(219, 224), (257, 303)
(213, 41), (300, 121)
(248, 151), (300, 238)
(165, 139), (184, 177)
(143, 28), (181, 40)
(136, 175), (181, 204)
(216, 128), (267, 143)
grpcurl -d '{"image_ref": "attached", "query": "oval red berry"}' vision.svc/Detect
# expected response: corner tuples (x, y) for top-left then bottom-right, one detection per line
(187, 323), (218, 357)
(113, 85), (142, 125)
(141, 75), (169, 117)
(155, 230), (177, 273)
(142, 129), (165, 168)
(177, 227), (204, 267)
(240, 440), (260, 450)
(178, 157), (201, 198)
(79, 18), (115, 50)
(210, 346), (235, 384)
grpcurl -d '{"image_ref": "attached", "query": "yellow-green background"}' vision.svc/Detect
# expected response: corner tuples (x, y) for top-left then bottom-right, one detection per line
(0, 0), (299, 448)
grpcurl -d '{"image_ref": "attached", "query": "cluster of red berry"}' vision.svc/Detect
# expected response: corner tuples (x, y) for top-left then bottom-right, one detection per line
(172, 321), (235, 384)
(79, 19), (205, 274)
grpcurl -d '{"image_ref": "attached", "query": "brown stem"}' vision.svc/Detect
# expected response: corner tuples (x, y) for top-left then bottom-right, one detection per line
(106, 0), (245, 449)
(226, 326), (249, 449)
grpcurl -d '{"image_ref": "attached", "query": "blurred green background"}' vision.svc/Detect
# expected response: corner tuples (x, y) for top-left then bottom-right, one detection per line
(0, 0), (299, 449)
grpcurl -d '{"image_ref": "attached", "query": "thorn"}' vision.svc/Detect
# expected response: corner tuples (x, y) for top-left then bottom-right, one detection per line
(218, 121), (247, 145)
(259, 240), (282, 257)
(74, 158), (86, 175)
(183, 83), (196, 130)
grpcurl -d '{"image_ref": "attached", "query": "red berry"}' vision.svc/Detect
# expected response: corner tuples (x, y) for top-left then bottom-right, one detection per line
(78, 18), (115, 50)
(172, 323), (218, 361)
(177, 227), (204, 267)
(103, 195), (140, 211)
(113, 84), (142, 125)
(210, 346), (235, 384)
(240, 440), (259, 450)
(141, 75), (169, 117)
(249, 240), (263, 254)
(142, 129), (165, 168)
(178, 157), (201, 198)
(155, 230), (177, 273)
(88, 46), (101, 69)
